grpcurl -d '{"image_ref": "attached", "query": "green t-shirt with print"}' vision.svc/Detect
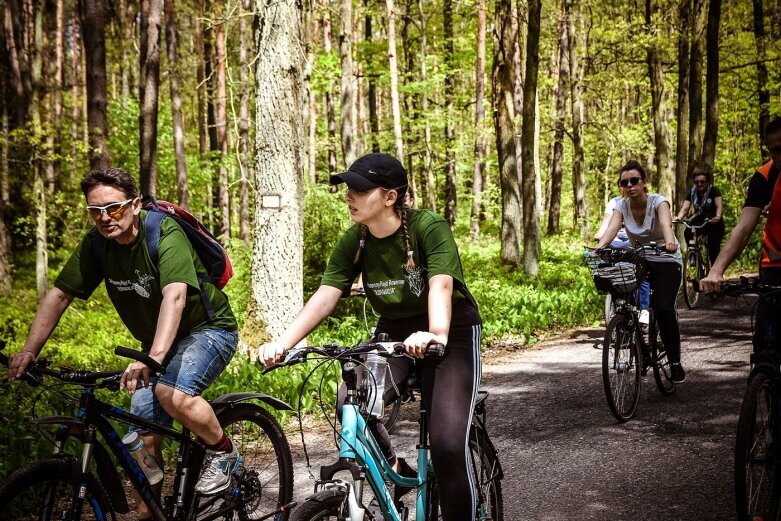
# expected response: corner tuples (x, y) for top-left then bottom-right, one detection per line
(321, 209), (472, 319)
(55, 210), (237, 347)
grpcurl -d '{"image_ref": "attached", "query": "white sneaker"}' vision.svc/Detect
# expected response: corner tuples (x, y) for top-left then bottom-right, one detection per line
(195, 445), (241, 495)
(638, 309), (650, 326)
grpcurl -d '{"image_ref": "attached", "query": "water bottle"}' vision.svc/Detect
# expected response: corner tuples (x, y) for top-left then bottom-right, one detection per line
(122, 431), (164, 485)
(365, 352), (388, 419)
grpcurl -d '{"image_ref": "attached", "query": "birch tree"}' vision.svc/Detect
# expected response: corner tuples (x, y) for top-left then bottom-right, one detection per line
(339, 0), (356, 166)
(139, 0), (162, 196)
(471, 0), (487, 239)
(164, 0), (189, 209)
(521, 0), (541, 276)
(249, 0), (304, 345)
(386, 0), (403, 161)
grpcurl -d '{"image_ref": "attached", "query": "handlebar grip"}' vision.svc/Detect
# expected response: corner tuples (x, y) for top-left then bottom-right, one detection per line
(426, 343), (446, 358)
(114, 346), (166, 375)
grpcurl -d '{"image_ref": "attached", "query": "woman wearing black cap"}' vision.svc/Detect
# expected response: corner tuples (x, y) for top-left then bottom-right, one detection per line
(260, 152), (482, 521)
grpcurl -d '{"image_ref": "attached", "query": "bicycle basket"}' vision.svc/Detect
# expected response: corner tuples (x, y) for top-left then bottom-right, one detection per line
(585, 247), (647, 295)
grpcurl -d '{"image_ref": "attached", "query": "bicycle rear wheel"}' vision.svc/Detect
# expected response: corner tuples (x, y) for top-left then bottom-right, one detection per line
(383, 394), (403, 434)
(735, 372), (781, 521)
(208, 403), (294, 521)
(0, 456), (115, 521)
(651, 318), (676, 395)
(469, 424), (503, 520)
(682, 248), (699, 309)
(602, 313), (642, 422)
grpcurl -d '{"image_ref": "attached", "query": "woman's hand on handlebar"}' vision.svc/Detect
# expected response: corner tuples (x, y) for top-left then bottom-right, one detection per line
(259, 342), (287, 366)
(8, 351), (36, 382)
(403, 331), (447, 359)
(663, 241), (677, 253)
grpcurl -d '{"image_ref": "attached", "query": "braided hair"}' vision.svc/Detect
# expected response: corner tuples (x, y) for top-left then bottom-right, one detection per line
(352, 186), (414, 270)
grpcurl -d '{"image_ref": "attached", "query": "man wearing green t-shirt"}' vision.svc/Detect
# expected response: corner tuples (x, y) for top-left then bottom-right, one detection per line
(8, 168), (240, 517)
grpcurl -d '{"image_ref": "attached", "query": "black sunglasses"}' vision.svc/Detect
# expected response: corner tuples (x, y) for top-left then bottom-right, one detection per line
(694, 180), (707, 185)
(618, 176), (642, 188)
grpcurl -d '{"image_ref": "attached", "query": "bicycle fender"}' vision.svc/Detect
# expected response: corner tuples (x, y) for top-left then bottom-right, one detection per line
(209, 392), (293, 411)
(31, 416), (131, 514)
(471, 425), (504, 481)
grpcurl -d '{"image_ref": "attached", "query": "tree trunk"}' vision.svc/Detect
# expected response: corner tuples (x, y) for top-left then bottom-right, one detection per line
(568, 0), (587, 239)
(339, 0), (356, 167)
(305, 0), (317, 183)
(250, 0), (305, 347)
(0, 77), (11, 294)
(79, 0), (110, 169)
(118, 0), (131, 104)
(646, 0), (673, 199)
(418, 0), (435, 211)
(215, 17), (230, 242)
(322, 0), (337, 174)
(31, 0), (47, 299)
(70, 9), (81, 176)
(164, 0), (189, 210)
(443, 0), (456, 227)
(753, 0), (770, 159)
(204, 0), (217, 225)
(513, 0), (526, 200)
(401, 1), (418, 202)
(238, 0), (252, 242)
(675, 0), (691, 212)
(470, 0), (487, 239)
(493, 0), (522, 267)
(386, 0), (403, 162)
(687, 0), (705, 177)
(547, 0), (568, 235)
(139, 0), (161, 196)
(701, 0), (721, 174)
(3, 0), (31, 127)
(195, 14), (208, 157)
(365, 0), (379, 152)
(51, 0), (63, 189)
(521, 0), (541, 277)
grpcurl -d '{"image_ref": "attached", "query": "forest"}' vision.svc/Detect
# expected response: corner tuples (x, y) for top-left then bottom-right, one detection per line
(0, 0), (779, 469)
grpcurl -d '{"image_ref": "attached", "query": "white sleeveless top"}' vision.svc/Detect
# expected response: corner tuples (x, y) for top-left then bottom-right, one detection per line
(615, 194), (681, 264)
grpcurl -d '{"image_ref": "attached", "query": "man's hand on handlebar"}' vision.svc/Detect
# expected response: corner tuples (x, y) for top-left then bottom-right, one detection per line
(8, 351), (36, 382)
(403, 331), (447, 359)
(120, 352), (164, 395)
(259, 342), (287, 367)
(699, 271), (724, 294)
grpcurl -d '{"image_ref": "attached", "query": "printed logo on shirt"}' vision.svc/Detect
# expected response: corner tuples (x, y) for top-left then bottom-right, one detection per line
(106, 269), (155, 299)
(404, 265), (427, 297)
(366, 278), (405, 296)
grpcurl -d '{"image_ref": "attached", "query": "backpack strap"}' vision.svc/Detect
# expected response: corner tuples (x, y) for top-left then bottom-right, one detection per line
(144, 210), (216, 319)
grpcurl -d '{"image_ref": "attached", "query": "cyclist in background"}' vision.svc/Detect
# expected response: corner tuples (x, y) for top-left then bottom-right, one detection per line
(674, 168), (725, 265)
(260, 153), (482, 521)
(7, 169), (240, 519)
(595, 195), (651, 327)
(701, 117), (781, 351)
(596, 160), (685, 383)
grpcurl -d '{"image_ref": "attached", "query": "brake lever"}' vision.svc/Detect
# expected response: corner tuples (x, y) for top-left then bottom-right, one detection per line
(261, 347), (310, 375)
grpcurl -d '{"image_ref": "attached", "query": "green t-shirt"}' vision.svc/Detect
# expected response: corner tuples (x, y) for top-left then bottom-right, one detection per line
(321, 209), (471, 319)
(55, 210), (237, 347)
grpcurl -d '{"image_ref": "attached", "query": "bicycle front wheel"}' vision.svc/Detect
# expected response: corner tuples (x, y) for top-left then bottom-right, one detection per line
(0, 457), (116, 521)
(735, 372), (781, 521)
(602, 313), (642, 422)
(682, 248), (699, 309)
(290, 488), (368, 520)
(213, 403), (294, 521)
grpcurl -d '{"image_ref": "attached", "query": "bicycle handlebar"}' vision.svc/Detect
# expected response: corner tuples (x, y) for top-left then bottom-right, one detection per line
(262, 340), (446, 374)
(0, 344), (165, 388)
(673, 219), (711, 231)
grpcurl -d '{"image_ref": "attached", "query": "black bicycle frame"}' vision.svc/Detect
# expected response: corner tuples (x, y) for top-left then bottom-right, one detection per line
(51, 385), (205, 521)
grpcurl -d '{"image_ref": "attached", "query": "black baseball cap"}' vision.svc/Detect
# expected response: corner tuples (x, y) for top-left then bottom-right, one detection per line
(329, 153), (408, 192)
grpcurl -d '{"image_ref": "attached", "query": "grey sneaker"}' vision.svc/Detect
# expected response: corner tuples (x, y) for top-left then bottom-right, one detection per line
(195, 445), (241, 495)
(670, 363), (686, 384)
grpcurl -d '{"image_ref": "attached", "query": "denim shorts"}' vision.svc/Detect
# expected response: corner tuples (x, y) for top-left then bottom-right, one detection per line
(129, 329), (238, 433)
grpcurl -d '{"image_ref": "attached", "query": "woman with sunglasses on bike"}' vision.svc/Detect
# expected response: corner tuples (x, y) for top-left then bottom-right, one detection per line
(260, 153), (482, 521)
(674, 169), (725, 265)
(596, 160), (685, 383)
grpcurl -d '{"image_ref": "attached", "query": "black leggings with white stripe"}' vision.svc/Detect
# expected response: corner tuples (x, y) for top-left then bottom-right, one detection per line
(337, 300), (482, 521)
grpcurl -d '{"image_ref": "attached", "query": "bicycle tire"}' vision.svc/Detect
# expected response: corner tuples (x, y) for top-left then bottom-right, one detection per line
(604, 293), (615, 325)
(682, 248), (699, 309)
(469, 424), (504, 521)
(383, 395), (403, 434)
(602, 313), (642, 422)
(651, 317), (676, 395)
(289, 487), (369, 520)
(0, 456), (116, 521)
(209, 403), (294, 521)
(735, 372), (781, 521)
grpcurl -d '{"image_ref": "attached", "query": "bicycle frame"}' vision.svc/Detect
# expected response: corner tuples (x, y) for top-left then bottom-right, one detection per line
(317, 364), (432, 521)
(46, 385), (205, 521)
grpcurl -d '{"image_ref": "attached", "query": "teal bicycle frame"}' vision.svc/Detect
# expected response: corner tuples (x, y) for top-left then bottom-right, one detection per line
(316, 358), (435, 521)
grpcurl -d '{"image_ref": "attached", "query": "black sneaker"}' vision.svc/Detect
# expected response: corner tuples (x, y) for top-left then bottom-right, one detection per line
(393, 458), (417, 502)
(670, 363), (686, 384)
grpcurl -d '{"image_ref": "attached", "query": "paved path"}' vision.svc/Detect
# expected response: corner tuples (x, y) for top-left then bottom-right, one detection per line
(289, 292), (757, 520)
